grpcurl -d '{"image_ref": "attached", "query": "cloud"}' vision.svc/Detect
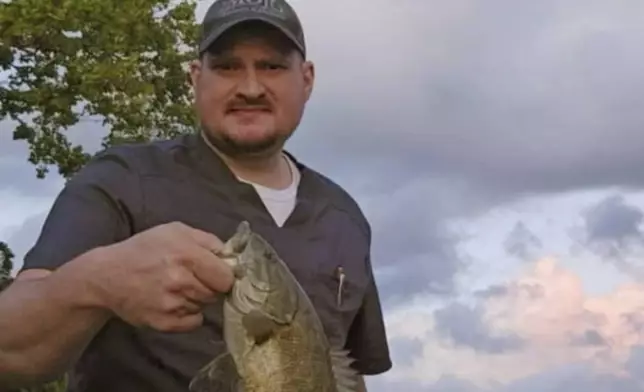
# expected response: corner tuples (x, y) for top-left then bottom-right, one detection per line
(380, 258), (644, 390)
(503, 221), (543, 261)
(350, 177), (480, 304)
(0, 115), (108, 197)
(583, 194), (644, 250)
(1, 2), (644, 391)
(579, 194), (644, 279)
(6, 211), (50, 269)
(279, 0), (644, 196)
(434, 302), (525, 354)
(498, 361), (643, 392)
(388, 336), (424, 368)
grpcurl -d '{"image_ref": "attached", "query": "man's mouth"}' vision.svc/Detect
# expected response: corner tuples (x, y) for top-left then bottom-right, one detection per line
(227, 107), (272, 114)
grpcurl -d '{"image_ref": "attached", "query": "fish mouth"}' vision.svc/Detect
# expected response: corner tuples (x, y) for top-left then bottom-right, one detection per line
(249, 281), (272, 293)
(228, 293), (266, 317)
(227, 282), (271, 314)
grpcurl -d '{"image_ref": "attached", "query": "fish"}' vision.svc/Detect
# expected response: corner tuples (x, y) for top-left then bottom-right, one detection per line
(188, 221), (360, 392)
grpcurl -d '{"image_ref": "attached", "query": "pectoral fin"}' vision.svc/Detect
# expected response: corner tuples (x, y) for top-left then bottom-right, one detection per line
(242, 309), (279, 345)
(189, 351), (244, 392)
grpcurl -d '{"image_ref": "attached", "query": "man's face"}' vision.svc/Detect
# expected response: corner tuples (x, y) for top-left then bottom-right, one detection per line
(189, 22), (315, 160)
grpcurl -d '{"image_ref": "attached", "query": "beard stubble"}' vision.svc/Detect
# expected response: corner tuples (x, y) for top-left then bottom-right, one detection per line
(200, 123), (291, 160)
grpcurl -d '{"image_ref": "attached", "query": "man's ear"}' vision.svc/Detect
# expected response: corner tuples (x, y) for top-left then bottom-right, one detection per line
(188, 59), (202, 88)
(302, 60), (315, 102)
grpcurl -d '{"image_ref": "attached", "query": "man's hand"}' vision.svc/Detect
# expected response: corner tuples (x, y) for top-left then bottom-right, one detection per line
(84, 221), (234, 332)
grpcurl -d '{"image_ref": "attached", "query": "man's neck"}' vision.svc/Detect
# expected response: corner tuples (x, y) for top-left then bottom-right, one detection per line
(201, 132), (293, 190)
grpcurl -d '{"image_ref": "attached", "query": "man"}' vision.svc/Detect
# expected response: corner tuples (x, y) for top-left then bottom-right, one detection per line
(0, 0), (391, 391)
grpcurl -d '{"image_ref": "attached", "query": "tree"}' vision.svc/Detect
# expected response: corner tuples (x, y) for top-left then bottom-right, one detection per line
(0, 0), (199, 180)
(0, 1), (200, 390)
(0, 241), (13, 273)
(0, 241), (14, 291)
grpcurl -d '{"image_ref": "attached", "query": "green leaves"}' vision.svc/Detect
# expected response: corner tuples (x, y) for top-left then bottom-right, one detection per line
(0, 2), (200, 390)
(0, 0), (199, 179)
(0, 241), (14, 292)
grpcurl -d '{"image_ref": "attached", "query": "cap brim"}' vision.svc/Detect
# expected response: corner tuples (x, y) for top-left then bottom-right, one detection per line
(199, 13), (305, 57)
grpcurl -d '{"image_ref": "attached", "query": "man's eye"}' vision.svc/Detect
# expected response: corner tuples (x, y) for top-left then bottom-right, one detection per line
(210, 63), (237, 70)
(261, 63), (287, 70)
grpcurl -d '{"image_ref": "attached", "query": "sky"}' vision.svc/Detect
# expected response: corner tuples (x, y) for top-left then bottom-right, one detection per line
(2, 0), (644, 390)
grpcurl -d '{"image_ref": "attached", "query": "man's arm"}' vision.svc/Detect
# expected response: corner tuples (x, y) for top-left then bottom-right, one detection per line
(0, 252), (112, 387)
(0, 154), (139, 387)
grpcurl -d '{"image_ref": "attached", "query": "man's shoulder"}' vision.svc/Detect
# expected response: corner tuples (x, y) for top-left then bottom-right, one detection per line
(72, 134), (195, 181)
(91, 135), (193, 173)
(304, 166), (371, 240)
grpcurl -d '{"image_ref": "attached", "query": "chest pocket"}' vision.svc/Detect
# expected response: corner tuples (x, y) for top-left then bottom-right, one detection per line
(282, 217), (371, 349)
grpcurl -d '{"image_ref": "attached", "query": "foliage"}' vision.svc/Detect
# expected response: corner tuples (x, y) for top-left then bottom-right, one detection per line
(0, 241), (14, 291)
(0, 241), (13, 274)
(0, 0), (200, 179)
(0, 1), (201, 390)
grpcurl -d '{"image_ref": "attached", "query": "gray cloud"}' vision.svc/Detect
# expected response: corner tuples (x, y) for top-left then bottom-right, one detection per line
(372, 359), (644, 392)
(503, 221), (542, 261)
(0, 116), (107, 196)
(3, 2), (644, 390)
(348, 177), (490, 304)
(569, 329), (606, 347)
(579, 194), (644, 278)
(287, 0), (644, 197)
(0, 121), (64, 195)
(6, 211), (48, 270)
(499, 362), (642, 392)
(625, 345), (644, 384)
(434, 302), (525, 354)
(474, 282), (544, 301)
(583, 195), (644, 249)
(367, 375), (484, 392)
(388, 336), (424, 368)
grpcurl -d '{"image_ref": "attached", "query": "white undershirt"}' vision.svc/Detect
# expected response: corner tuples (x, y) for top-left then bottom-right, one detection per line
(236, 154), (300, 227)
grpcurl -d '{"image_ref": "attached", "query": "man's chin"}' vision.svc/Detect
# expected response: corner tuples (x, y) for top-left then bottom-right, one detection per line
(204, 131), (284, 159)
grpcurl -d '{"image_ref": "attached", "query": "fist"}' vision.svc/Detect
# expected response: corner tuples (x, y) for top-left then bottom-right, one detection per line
(90, 222), (234, 332)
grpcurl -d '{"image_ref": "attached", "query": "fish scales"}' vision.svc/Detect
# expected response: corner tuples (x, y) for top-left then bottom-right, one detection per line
(189, 221), (360, 392)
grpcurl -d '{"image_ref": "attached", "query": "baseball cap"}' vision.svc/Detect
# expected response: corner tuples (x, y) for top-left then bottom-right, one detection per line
(198, 0), (306, 58)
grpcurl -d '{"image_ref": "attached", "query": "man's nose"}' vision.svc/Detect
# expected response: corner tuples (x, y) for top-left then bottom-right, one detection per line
(237, 70), (265, 98)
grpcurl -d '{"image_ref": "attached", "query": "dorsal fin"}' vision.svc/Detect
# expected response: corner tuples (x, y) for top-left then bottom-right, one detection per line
(329, 347), (361, 392)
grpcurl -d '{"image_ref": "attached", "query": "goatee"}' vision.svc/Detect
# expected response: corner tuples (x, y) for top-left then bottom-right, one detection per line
(200, 126), (287, 160)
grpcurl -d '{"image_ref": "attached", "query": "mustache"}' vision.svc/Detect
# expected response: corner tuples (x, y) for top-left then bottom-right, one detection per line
(226, 97), (273, 112)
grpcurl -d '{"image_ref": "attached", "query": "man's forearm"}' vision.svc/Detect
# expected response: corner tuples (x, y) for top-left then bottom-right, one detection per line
(0, 250), (111, 388)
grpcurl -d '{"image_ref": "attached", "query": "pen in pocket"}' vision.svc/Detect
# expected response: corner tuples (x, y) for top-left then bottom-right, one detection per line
(335, 266), (345, 307)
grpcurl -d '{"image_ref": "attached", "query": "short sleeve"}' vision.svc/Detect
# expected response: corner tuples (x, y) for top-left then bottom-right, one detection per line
(20, 151), (142, 272)
(345, 256), (392, 375)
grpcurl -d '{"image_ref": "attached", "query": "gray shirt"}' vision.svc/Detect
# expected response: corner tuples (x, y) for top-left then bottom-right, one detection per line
(21, 132), (392, 392)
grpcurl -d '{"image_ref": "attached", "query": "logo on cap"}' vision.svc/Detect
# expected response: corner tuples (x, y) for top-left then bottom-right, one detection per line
(216, 0), (287, 20)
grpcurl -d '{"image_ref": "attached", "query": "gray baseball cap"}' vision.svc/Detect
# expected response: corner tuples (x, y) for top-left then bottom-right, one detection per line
(198, 0), (306, 58)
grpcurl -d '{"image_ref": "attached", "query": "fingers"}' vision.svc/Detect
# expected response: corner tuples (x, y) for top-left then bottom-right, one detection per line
(171, 300), (201, 316)
(168, 272), (220, 305)
(154, 313), (205, 333)
(164, 222), (234, 293)
(176, 223), (225, 253)
(187, 246), (235, 294)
